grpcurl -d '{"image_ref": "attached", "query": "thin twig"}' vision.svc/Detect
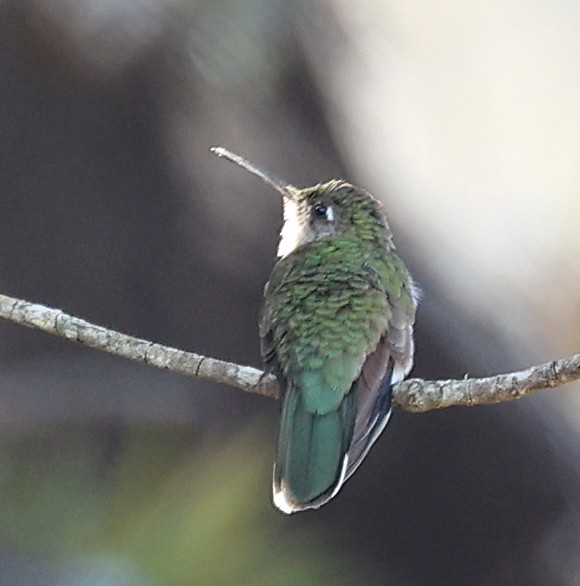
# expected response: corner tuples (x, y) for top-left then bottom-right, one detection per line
(0, 293), (578, 412)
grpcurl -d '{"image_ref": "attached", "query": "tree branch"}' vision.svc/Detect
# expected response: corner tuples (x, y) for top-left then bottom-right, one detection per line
(0, 293), (578, 412)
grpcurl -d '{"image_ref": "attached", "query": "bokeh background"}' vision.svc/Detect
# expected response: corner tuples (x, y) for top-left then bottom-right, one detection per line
(0, 1), (579, 584)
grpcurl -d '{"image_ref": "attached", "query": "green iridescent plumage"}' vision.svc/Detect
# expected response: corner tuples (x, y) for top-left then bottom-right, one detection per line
(260, 182), (416, 512)
(210, 147), (418, 514)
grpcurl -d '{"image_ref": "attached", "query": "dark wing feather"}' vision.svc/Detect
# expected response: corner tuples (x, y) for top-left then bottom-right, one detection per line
(345, 286), (416, 478)
(345, 337), (394, 479)
(259, 256), (296, 379)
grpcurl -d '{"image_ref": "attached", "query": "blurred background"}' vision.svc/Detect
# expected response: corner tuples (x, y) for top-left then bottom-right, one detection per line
(0, 0), (579, 584)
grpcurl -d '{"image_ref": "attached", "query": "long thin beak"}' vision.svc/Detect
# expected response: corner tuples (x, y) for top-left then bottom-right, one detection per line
(210, 146), (299, 201)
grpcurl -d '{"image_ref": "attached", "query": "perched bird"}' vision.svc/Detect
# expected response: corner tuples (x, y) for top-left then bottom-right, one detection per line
(211, 147), (418, 513)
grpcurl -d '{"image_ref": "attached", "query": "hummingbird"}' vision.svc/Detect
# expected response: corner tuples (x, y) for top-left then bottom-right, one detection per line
(211, 146), (418, 514)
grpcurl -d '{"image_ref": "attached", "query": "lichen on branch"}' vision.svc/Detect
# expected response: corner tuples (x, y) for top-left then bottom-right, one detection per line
(0, 293), (578, 412)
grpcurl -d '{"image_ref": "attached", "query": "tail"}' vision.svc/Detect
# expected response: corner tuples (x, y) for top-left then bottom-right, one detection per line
(273, 382), (355, 514)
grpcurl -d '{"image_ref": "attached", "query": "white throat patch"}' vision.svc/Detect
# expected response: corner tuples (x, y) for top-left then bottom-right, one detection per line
(277, 199), (308, 258)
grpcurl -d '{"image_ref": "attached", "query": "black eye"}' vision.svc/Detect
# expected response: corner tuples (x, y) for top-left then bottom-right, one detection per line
(313, 202), (328, 217)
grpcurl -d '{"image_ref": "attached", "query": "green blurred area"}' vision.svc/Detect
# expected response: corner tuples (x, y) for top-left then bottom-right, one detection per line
(0, 423), (377, 586)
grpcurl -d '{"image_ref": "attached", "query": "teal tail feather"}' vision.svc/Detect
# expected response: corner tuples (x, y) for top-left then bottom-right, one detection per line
(273, 382), (355, 514)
